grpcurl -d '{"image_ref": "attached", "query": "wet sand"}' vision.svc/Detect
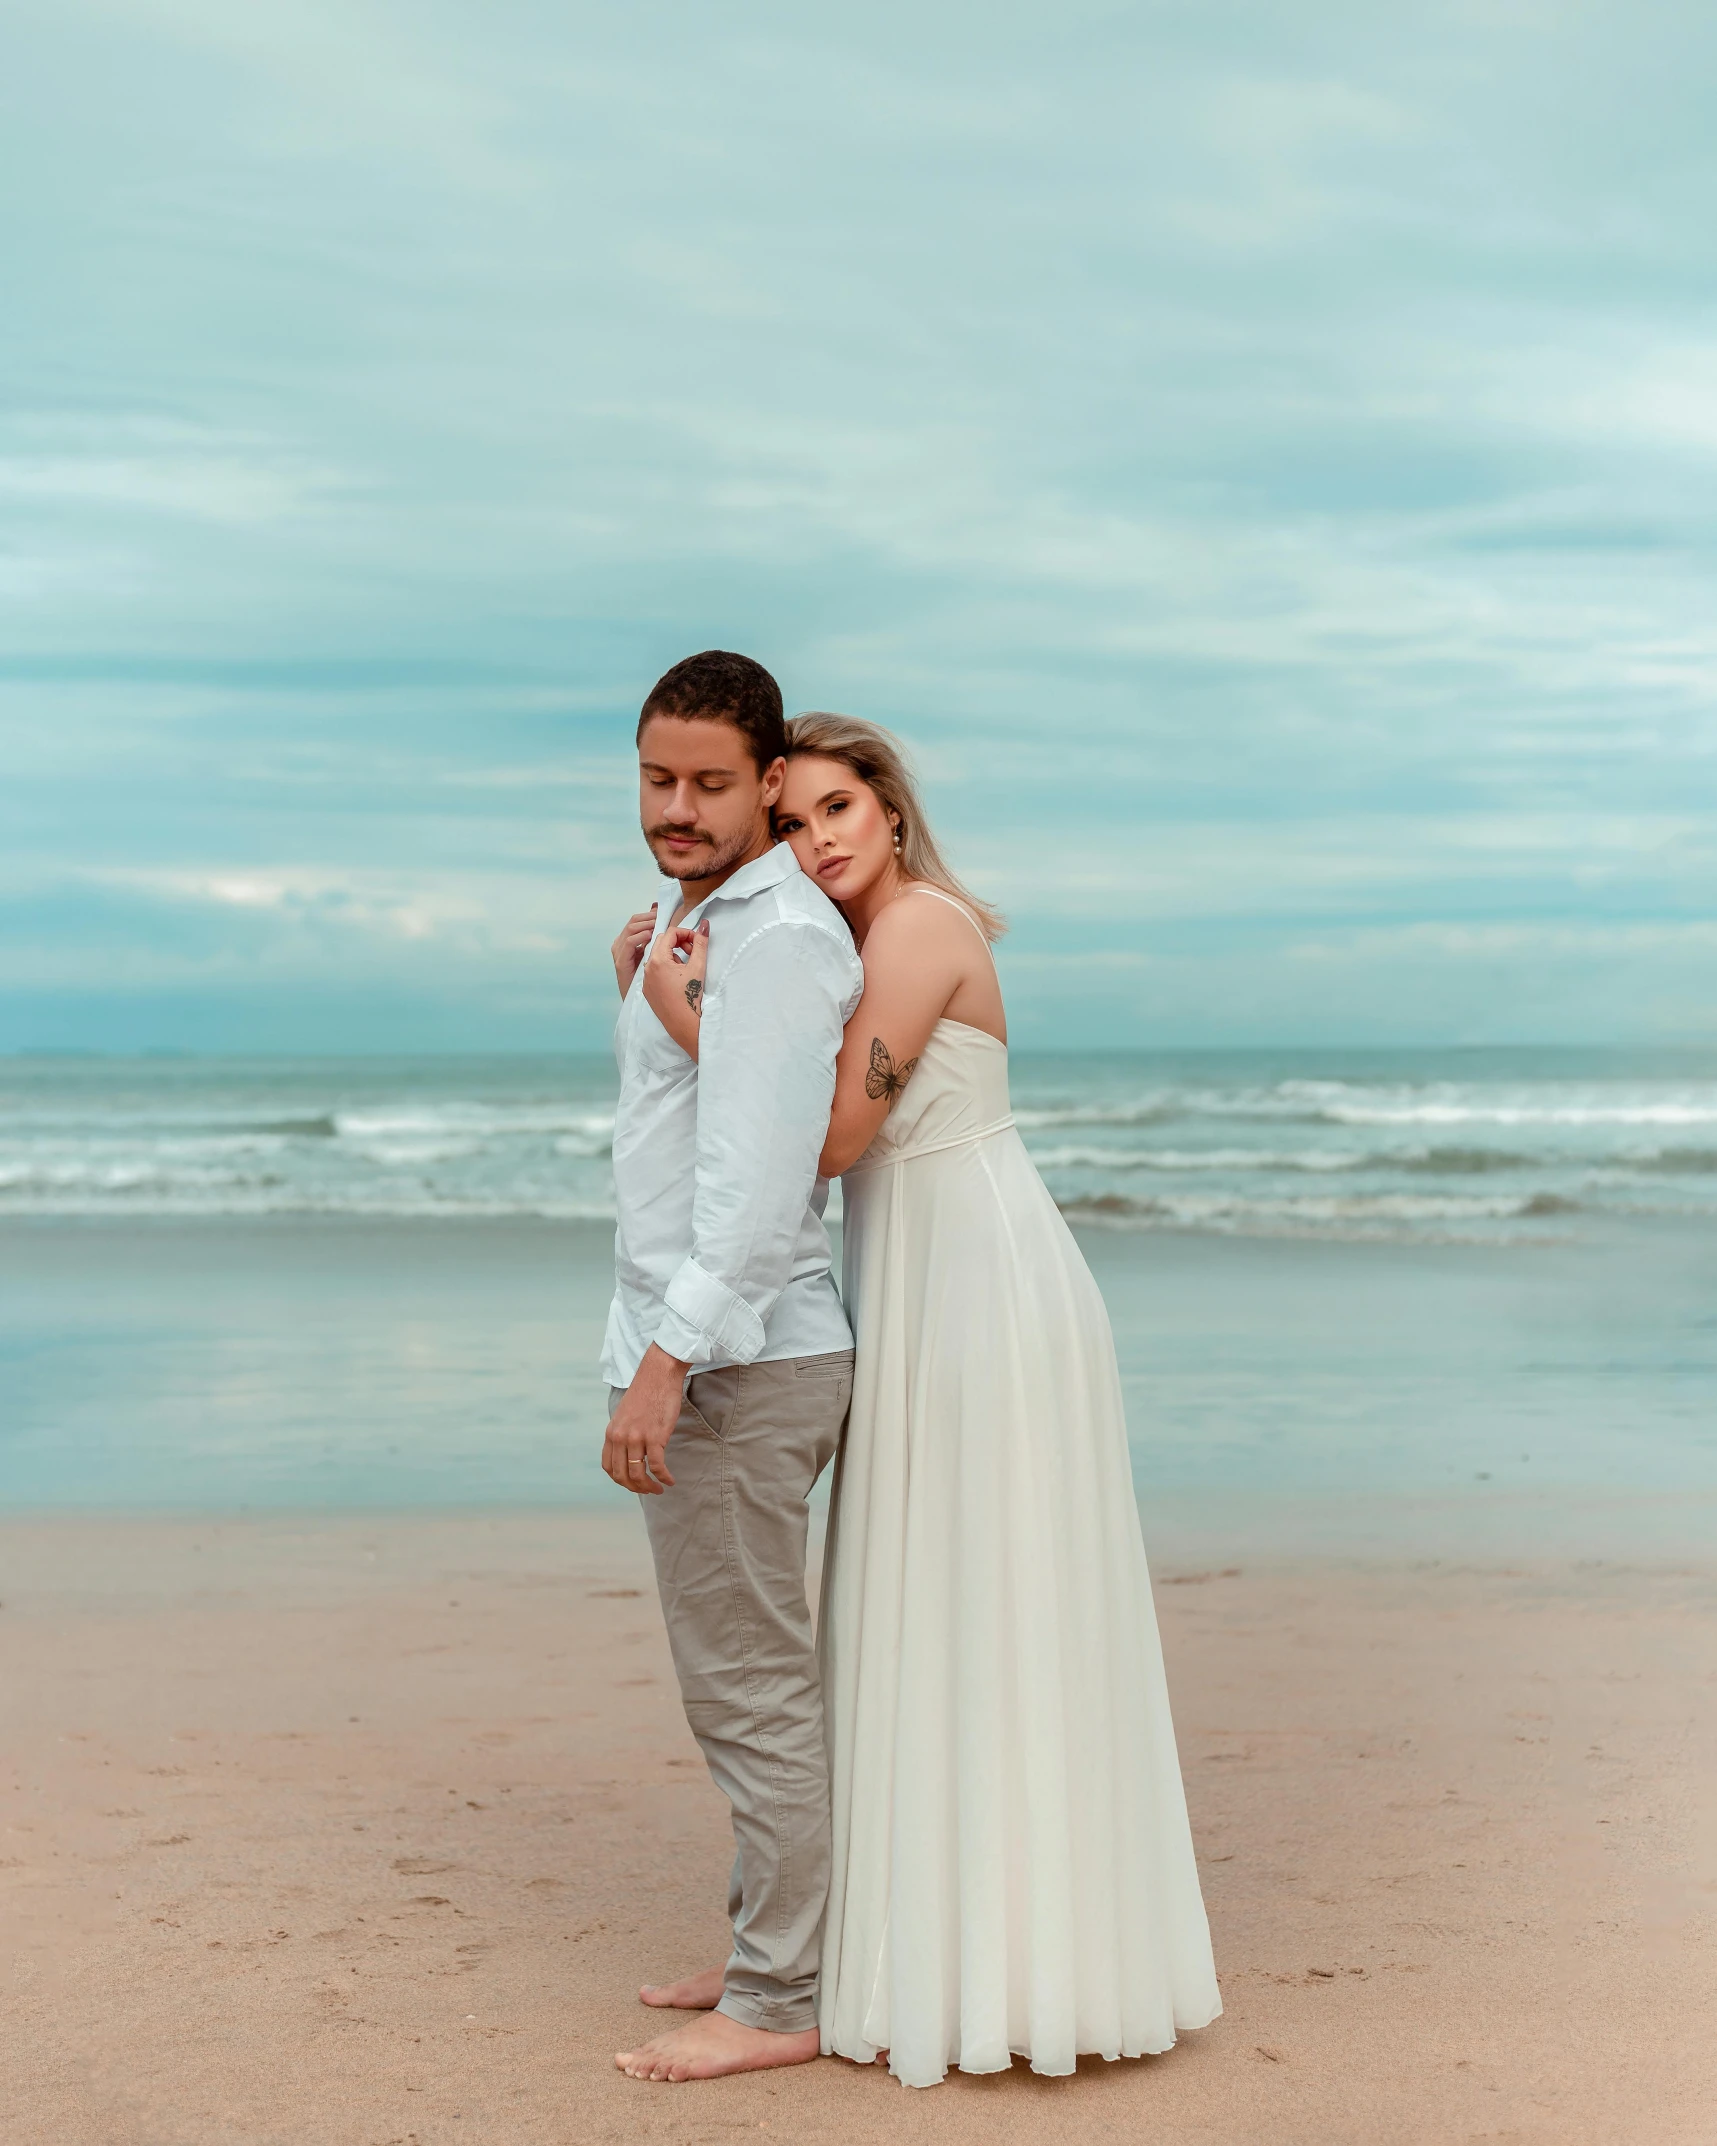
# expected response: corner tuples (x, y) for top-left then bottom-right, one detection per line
(3, 1512), (1713, 2145)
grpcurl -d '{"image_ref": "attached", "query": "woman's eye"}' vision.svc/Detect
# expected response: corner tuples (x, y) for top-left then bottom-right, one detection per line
(828, 798), (847, 814)
(777, 817), (802, 834)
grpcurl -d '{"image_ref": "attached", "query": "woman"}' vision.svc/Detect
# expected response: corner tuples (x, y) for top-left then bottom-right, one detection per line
(641, 713), (1220, 2087)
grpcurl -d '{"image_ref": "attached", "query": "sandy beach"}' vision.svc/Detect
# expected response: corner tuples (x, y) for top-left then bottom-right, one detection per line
(4, 1512), (1713, 2145)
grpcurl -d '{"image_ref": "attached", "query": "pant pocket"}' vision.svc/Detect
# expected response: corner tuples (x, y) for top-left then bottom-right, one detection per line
(676, 1395), (719, 1439)
(794, 1356), (854, 1423)
(792, 1351), (855, 1381)
(684, 1364), (743, 1439)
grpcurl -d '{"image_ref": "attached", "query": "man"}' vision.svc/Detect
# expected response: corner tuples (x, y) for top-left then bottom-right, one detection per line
(601, 650), (862, 2084)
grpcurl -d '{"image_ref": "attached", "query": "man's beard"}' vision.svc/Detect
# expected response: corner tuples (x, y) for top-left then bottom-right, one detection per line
(645, 819), (760, 884)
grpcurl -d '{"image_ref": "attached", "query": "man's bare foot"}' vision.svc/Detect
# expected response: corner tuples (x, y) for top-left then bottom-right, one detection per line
(615, 2012), (820, 2083)
(639, 1966), (725, 2011)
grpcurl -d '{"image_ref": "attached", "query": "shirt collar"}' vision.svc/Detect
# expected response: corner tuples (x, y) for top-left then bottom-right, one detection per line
(659, 841), (800, 924)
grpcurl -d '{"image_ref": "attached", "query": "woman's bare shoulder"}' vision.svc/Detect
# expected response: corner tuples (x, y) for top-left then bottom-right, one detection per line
(861, 887), (981, 977)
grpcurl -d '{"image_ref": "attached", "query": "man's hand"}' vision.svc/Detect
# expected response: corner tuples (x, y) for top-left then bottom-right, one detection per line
(612, 905), (658, 999)
(602, 1344), (689, 1495)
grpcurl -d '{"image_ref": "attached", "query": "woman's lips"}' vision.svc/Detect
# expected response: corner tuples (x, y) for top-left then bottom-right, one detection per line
(816, 856), (849, 878)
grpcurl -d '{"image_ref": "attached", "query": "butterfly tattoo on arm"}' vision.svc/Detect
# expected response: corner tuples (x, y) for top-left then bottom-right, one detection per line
(864, 1036), (918, 1105)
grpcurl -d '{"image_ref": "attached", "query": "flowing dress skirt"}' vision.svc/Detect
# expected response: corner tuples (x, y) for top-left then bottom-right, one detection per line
(816, 1023), (1221, 2087)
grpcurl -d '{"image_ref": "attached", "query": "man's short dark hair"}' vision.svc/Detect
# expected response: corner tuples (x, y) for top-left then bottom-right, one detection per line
(637, 651), (786, 772)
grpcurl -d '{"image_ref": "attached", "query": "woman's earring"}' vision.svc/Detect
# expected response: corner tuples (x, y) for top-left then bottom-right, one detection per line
(892, 822), (902, 853)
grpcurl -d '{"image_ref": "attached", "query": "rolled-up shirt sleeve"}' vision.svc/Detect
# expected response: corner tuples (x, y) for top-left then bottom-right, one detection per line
(651, 918), (851, 1367)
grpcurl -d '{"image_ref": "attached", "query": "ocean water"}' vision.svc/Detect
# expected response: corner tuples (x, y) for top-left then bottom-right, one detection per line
(2, 1050), (1714, 1530)
(4, 1047), (1717, 1243)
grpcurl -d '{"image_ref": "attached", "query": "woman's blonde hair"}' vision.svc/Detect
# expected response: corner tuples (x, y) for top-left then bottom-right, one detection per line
(782, 712), (1006, 942)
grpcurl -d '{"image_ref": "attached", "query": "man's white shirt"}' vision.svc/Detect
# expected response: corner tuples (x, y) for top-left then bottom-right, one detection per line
(601, 842), (865, 1388)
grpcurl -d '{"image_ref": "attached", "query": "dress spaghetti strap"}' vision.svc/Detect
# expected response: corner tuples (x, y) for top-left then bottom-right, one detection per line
(902, 883), (996, 963)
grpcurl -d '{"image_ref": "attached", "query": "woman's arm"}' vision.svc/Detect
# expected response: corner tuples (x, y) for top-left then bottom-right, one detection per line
(640, 918), (709, 1057)
(818, 899), (969, 1175)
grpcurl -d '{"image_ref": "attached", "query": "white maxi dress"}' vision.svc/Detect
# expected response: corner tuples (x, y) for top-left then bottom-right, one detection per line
(816, 896), (1221, 2086)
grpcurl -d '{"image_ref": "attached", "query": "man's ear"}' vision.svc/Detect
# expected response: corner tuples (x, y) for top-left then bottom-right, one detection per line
(760, 755), (787, 809)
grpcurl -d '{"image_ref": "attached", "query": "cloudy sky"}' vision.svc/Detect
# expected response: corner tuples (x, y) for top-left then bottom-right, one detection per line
(4, 0), (1714, 1051)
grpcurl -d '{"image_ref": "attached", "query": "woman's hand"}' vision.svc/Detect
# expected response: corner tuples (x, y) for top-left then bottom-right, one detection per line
(641, 917), (709, 1059)
(612, 905), (657, 999)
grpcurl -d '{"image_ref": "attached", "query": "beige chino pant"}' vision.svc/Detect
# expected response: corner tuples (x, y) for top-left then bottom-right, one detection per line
(608, 1349), (853, 2032)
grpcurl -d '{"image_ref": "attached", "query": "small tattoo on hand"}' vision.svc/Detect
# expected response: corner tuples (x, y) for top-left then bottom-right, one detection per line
(685, 978), (703, 1014)
(864, 1036), (917, 1104)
